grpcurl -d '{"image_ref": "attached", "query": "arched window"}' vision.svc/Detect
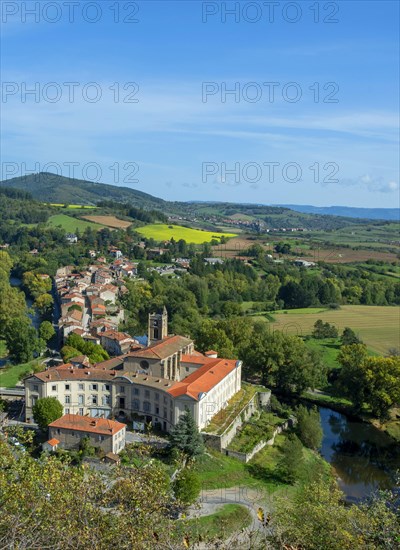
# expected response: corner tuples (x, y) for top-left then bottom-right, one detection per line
(140, 360), (149, 371)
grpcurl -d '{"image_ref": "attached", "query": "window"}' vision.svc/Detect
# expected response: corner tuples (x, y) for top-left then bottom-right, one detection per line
(91, 395), (98, 405)
(102, 395), (110, 406)
(33, 385), (39, 392)
(78, 395), (84, 405)
(79, 408), (84, 416)
(132, 399), (140, 411)
(145, 389), (150, 398)
(90, 384), (98, 391)
(119, 386), (125, 394)
(133, 388), (139, 395)
(57, 429), (60, 435)
(65, 384), (70, 391)
(65, 408), (70, 414)
(98, 435), (105, 442)
(155, 392), (159, 401)
(65, 395), (71, 404)
(32, 396), (38, 407)
(51, 385), (57, 391)
(155, 406), (159, 415)
(119, 397), (125, 408)
(143, 401), (151, 413)
(78, 383), (84, 391)
(163, 396), (167, 404)
(103, 384), (110, 391)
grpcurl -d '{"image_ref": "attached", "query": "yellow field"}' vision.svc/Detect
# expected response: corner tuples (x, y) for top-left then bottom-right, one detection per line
(135, 224), (236, 244)
(48, 204), (97, 209)
(269, 306), (400, 354)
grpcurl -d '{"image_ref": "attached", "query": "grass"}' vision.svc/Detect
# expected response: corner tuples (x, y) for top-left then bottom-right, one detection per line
(269, 305), (400, 354)
(135, 224), (236, 244)
(0, 359), (41, 388)
(227, 412), (283, 453)
(304, 338), (341, 370)
(179, 504), (252, 543)
(194, 449), (265, 490)
(48, 214), (105, 232)
(274, 307), (329, 315)
(202, 382), (264, 434)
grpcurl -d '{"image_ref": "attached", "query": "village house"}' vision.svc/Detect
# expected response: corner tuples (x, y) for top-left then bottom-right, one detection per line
(100, 330), (137, 355)
(48, 414), (126, 454)
(66, 233), (78, 244)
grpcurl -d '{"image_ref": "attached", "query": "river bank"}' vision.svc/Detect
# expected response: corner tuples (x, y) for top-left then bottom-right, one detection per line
(302, 390), (400, 443)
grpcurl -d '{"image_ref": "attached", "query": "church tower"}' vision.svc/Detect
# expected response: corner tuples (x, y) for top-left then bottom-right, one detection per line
(148, 306), (168, 344)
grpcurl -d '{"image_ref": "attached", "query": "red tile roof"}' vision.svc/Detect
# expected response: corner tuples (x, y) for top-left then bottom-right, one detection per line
(49, 414), (126, 436)
(127, 335), (192, 360)
(31, 366), (116, 382)
(46, 438), (60, 446)
(168, 359), (239, 401)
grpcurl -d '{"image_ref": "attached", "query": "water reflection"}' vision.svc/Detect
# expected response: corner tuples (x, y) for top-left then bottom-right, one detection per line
(319, 407), (399, 501)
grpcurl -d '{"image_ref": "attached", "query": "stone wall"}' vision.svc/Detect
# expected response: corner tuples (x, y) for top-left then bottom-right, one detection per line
(201, 389), (271, 452)
(223, 417), (295, 463)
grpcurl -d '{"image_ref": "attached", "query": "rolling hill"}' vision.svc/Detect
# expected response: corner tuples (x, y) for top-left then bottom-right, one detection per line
(0, 172), (165, 210)
(278, 204), (400, 221)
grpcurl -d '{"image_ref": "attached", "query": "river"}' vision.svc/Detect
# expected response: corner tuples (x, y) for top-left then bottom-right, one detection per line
(318, 406), (400, 502)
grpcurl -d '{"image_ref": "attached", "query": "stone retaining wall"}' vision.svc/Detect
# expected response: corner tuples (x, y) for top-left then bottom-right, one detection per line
(201, 389), (271, 452)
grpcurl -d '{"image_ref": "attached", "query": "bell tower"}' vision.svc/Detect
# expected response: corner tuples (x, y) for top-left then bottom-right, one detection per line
(148, 306), (168, 344)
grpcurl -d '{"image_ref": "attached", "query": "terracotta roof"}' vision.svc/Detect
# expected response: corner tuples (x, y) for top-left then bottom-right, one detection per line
(180, 354), (208, 365)
(126, 335), (192, 360)
(30, 366), (116, 382)
(101, 330), (132, 342)
(168, 358), (240, 401)
(46, 438), (60, 446)
(95, 357), (125, 370)
(49, 414), (126, 436)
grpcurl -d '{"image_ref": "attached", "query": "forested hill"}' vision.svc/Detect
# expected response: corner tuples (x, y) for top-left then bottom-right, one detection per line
(278, 204), (400, 221)
(0, 172), (166, 210)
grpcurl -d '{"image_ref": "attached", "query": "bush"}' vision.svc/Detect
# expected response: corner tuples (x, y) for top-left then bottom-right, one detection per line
(296, 405), (323, 450)
(32, 397), (63, 431)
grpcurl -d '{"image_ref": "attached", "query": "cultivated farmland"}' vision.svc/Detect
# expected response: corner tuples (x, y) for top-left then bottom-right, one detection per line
(268, 305), (400, 355)
(136, 224), (236, 244)
(82, 215), (132, 229)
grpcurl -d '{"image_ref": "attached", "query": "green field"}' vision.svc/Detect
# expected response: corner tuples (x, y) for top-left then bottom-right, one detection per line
(0, 359), (40, 388)
(270, 305), (400, 354)
(48, 214), (104, 232)
(179, 504), (252, 543)
(136, 224), (236, 244)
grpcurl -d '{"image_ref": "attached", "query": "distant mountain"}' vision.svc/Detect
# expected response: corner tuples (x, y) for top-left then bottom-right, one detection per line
(278, 204), (400, 221)
(0, 172), (166, 210)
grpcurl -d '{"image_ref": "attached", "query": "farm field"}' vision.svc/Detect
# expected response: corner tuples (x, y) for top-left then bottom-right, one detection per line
(135, 224), (236, 244)
(82, 215), (132, 229)
(48, 214), (105, 232)
(48, 204), (97, 209)
(269, 305), (400, 355)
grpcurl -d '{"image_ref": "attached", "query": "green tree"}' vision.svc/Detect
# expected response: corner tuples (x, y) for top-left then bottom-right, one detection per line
(32, 397), (63, 431)
(39, 321), (55, 343)
(5, 317), (38, 363)
(341, 326), (362, 346)
(278, 434), (304, 483)
(34, 293), (54, 317)
(170, 410), (204, 457)
(296, 405), (323, 450)
(173, 468), (201, 505)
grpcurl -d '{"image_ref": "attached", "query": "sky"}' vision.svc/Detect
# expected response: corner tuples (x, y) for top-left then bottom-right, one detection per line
(1, 0), (399, 207)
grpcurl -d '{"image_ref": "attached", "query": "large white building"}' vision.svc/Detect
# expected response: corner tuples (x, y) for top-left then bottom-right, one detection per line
(25, 310), (242, 432)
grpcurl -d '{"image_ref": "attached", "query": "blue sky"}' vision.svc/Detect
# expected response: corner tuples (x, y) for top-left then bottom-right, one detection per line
(1, 0), (399, 207)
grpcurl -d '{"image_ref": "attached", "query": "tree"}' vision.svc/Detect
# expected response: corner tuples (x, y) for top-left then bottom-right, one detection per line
(39, 321), (55, 343)
(32, 397), (63, 431)
(296, 405), (323, 450)
(278, 434), (304, 483)
(341, 327), (362, 346)
(34, 293), (54, 317)
(173, 468), (201, 505)
(169, 410), (204, 457)
(312, 319), (338, 339)
(4, 317), (38, 364)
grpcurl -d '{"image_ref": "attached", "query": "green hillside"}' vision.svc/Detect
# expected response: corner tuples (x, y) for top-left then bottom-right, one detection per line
(0, 172), (165, 210)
